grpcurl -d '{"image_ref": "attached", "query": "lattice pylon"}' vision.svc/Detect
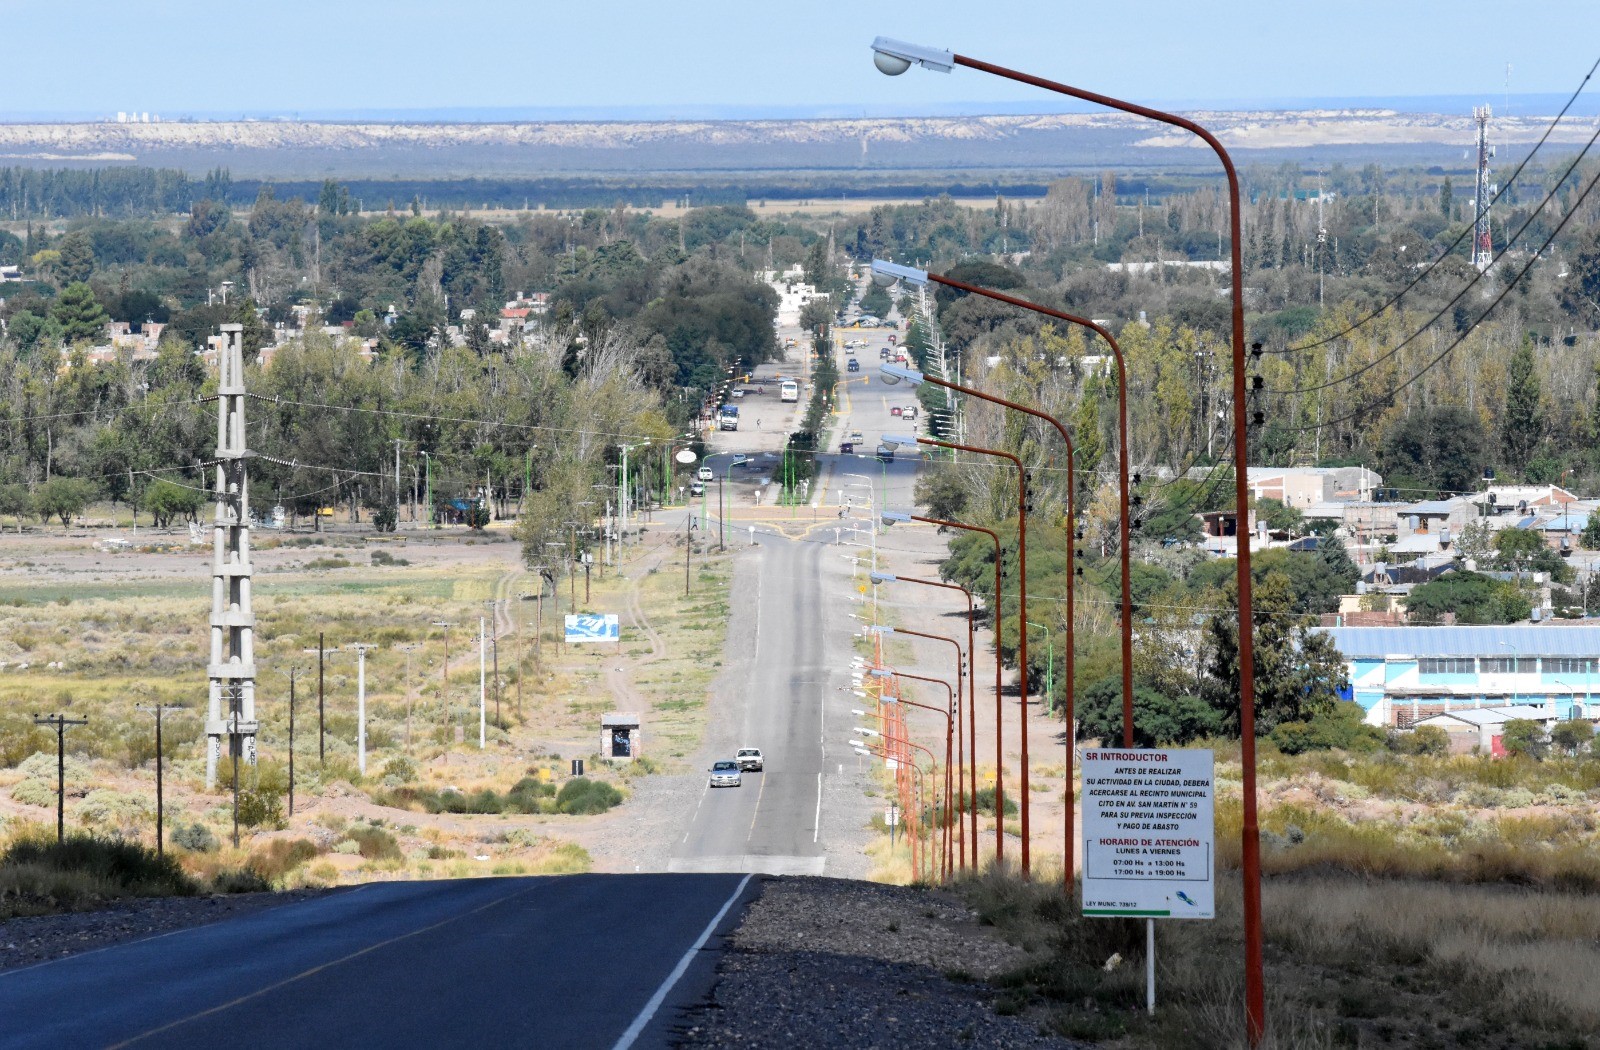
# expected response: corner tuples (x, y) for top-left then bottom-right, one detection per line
(205, 324), (259, 788)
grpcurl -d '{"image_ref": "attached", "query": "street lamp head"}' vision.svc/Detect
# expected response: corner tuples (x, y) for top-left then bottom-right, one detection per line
(869, 571), (897, 584)
(879, 363), (925, 386)
(881, 510), (911, 526)
(870, 36), (955, 75)
(867, 625), (894, 635)
(868, 667), (894, 678)
(881, 433), (917, 450)
(870, 259), (929, 288)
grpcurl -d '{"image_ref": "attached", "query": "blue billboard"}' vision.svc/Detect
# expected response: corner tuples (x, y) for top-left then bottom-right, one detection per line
(564, 614), (620, 644)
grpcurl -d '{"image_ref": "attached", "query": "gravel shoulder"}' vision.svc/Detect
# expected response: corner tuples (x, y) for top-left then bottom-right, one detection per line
(674, 876), (1088, 1049)
(0, 888), (335, 974)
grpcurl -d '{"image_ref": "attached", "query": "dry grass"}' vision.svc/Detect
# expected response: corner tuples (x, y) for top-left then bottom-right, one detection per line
(960, 867), (1600, 1049)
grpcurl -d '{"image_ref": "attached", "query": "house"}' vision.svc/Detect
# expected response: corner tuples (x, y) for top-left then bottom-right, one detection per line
(1472, 484), (1577, 516)
(1317, 624), (1600, 727)
(1411, 705), (1562, 754)
(1247, 466), (1383, 509)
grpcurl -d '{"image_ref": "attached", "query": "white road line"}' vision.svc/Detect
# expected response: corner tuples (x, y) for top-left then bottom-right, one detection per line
(683, 782), (710, 844)
(612, 873), (754, 1050)
(746, 771), (767, 841)
(814, 771), (823, 843)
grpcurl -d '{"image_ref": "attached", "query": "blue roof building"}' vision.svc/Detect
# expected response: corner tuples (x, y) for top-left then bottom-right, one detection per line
(1316, 624), (1600, 727)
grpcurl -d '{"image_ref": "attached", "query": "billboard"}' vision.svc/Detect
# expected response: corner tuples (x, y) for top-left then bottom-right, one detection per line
(564, 614), (620, 644)
(1081, 748), (1215, 919)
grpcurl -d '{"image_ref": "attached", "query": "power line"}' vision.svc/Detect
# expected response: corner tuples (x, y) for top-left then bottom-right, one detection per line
(1269, 53), (1600, 356)
(1268, 119), (1600, 396)
(1278, 161), (1600, 436)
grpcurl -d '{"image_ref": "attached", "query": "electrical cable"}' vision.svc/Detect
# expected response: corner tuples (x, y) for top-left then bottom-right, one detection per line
(1269, 53), (1600, 355)
(1268, 119), (1600, 396)
(1277, 160), (1600, 436)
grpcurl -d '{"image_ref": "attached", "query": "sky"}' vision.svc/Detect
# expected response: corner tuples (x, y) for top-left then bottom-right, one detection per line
(1, 0), (1596, 118)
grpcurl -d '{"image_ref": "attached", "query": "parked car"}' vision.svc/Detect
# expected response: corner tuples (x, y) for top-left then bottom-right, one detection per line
(903, 406), (917, 421)
(736, 747), (764, 771)
(709, 760), (742, 788)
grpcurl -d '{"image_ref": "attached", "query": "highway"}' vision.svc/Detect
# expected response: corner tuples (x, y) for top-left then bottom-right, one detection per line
(0, 874), (756, 1049)
(0, 296), (923, 1049)
(669, 297), (920, 877)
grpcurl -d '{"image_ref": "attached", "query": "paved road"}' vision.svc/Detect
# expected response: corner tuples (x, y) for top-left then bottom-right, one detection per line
(0, 873), (756, 1050)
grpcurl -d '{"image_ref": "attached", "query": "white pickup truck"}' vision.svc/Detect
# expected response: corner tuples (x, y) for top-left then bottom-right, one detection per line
(736, 747), (764, 772)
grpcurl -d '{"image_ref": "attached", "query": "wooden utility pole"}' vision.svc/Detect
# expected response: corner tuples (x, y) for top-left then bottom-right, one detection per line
(33, 713), (88, 844)
(135, 704), (183, 854)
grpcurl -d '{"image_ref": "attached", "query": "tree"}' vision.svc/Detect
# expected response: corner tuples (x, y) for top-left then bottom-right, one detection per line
(49, 282), (109, 344)
(1255, 497), (1304, 536)
(56, 230), (95, 283)
(139, 479), (205, 529)
(1270, 701), (1385, 754)
(1581, 512), (1600, 552)
(1439, 175), (1454, 218)
(0, 483), (30, 532)
(1391, 724), (1450, 757)
(1405, 570), (1529, 624)
(1380, 405), (1487, 497)
(1549, 718), (1595, 757)
(1501, 336), (1543, 476)
(32, 477), (96, 527)
(1075, 676), (1221, 746)
(1203, 569), (1347, 736)
(913, 470), (968, 523)
(1561, 223), (1600, 329)
(1500, 719), (1547, 759)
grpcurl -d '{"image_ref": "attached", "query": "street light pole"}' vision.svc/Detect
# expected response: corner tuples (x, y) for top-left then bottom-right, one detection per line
(869, 35), (1263, 1041)
(885, 431), (1032, 876)
(871, 667), (957, 881)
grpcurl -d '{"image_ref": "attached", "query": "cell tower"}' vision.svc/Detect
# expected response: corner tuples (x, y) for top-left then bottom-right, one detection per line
(204, 324), (259, 788)
(1471, 105), (1495, 272)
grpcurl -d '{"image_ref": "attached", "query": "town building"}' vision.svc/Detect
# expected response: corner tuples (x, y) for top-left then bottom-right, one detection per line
(1318, 624), (1600, 727)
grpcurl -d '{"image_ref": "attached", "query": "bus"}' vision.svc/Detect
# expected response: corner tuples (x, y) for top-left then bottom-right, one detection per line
(780, 381), (799, 403)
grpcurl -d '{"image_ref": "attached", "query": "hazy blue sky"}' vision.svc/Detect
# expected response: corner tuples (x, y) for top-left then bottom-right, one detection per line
(2, 0), (1596, 117)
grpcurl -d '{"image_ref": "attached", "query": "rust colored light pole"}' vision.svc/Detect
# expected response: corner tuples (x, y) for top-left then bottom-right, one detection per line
(894, 512), (994, 871)
(878, 263), (1128, 755)
(857, 736), (940, 883)
(888, 431), (1031, 876)
(869, 35), (1264, 1043)
(867, 606), (968, 871)
(881, 356), (1083, 883)
(872, 667), (956, 881)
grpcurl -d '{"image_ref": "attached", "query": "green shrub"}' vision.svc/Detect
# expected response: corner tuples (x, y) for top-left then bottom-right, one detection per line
(343, 824), (401, 861)
(237, 787), (286, 830)
(1391, 725), (1450, 757)
(211, 867), (273, 894)
(973, 787), (1019, 818)
(172, 822), (218, 853)
(247, 839), (321, 883)
(554, 777), (623, 815)
(1501, 719), (1548, 759)
(1270, 702), (1385, 755)
(1, 834), (197, 902)
(10, 779), (55, 808)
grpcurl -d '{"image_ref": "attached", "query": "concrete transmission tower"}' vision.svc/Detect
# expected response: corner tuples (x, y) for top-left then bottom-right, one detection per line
(205, 323), (259, 788)
(1472, 105), (1495, 272)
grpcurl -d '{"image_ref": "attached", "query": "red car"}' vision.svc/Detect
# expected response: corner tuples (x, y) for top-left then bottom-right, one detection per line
(890, 406), (902, 417)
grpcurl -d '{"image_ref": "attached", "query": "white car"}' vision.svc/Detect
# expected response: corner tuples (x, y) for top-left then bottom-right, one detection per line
(697, 466), (714, 482)
(736, 747), (764, 771)
(709, 760), (742, 788)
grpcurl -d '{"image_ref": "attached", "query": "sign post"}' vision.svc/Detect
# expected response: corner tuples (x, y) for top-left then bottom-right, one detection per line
(1082, 748), (1215, 1015)
(564, 614), (620, 644)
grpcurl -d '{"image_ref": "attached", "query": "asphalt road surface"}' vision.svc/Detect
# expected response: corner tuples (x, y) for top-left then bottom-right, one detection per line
(0, 873), (756, 1050)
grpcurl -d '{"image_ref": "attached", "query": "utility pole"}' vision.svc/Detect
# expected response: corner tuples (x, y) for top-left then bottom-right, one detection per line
(483, 599), (502, 729)
(301, 636), (327, 765)
(351, 644), (376, 775)
(433, 620), (456, 719)
(135, 703), (183, 854)
(393, 438), (403, 528)
(33, 713), (87, 843)
(478, 617), (487, 749)
(286, 668), (298, 816)
(205, 324), (258, 790)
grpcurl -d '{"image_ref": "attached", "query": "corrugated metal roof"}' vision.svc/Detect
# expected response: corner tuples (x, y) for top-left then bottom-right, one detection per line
(1319, 624), (1600, 657)
(1413, 705), (1556, 727)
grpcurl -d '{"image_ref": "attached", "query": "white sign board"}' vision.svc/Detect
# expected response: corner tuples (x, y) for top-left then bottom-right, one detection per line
(1081, 748), (1214, 920)
(564, 614), (620, 644)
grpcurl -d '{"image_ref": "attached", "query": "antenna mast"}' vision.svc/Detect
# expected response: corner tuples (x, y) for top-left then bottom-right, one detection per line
(1471, 105), (1494, 273)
